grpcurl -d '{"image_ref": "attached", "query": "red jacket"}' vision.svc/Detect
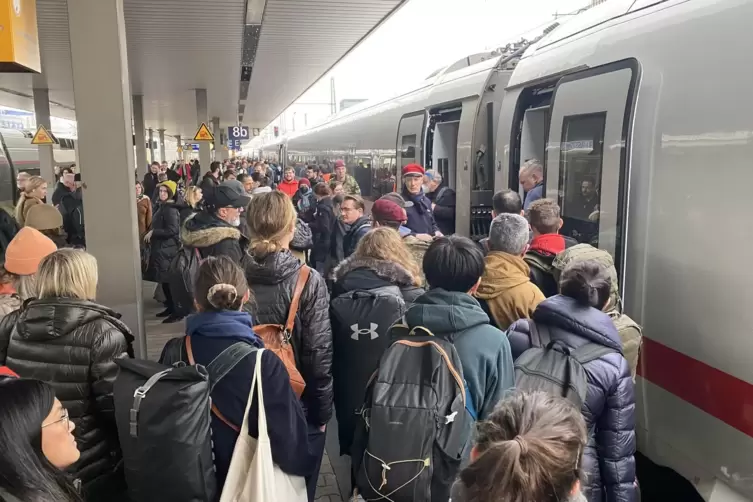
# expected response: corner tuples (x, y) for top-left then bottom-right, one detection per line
(278, 179), (299, 198)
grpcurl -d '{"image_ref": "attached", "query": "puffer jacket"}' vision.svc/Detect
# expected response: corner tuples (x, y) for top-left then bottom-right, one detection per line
(242, 250), (333, 426)
(181, 210), (249, 262)
(309, 197), (335, 265)
(506, 295), (637, 502)
(0, 298), (134, 498)
(148, 200), (181, 283)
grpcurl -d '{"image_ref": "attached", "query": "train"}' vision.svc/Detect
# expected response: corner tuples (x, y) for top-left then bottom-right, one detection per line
(259, 0), (753, 500)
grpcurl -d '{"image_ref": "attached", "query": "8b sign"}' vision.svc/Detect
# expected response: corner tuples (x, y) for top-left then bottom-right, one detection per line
(228, 125), (249, 151)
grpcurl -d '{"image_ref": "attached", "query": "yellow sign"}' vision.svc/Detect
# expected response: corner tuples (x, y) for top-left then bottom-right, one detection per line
(0, 0), (41, 73)
(31, 125), (54, 145)
(193, 123), (214, 142)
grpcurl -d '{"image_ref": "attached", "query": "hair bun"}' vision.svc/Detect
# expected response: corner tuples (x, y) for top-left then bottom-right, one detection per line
(207, 283), (237, 309)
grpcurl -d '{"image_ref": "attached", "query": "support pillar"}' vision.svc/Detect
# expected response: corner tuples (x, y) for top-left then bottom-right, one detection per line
(132, 95), (147, 173)
(175, 135), (182, 162)
(220, 129), (229, 161)
(148, 128), (155, 164)
(212, 117), (221, 162)
(32, 88), (55, 188)
(196, 89), (211, 170)
(158, 129), (166, 163)
(66, 0), (146, 358)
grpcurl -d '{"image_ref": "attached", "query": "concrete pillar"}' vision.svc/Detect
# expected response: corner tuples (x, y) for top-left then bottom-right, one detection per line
(66, 0), (146, 358)
(32, 88), (55, 189)
(158, 129), (166, 163)
(212, 117), (221, 163)
(220, 130), (229, 161)
(175, 135), (181, 162)
(132, 95), (147, 174)
(148, 128), (155, 164)
(196, 89), (210, 170)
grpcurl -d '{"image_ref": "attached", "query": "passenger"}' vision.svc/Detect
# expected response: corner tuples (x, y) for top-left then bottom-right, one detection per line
(14, 175), (47, 227)
(294, 177), (314, 213)
(552, 244), (643, 379)
(519, 158), (545, 210)
(405, 235), (515, 420)
(25, 204), (67, 249)
(475, 213), (545, 330)
(340, 194), (370, 258)
(0, 249), (135, 502)
(479, 189), (525, 254)
(199, 161), (222, 193)
(329, 227), (424, 455)
(250, 171), (272, 195)
(242, 191), (333, 500)
(52, 168), (74, 206)
(1, 227), (57, 307)
(223, 170), (237, 182)
(0, 378), (84, 502)
(329, 160), (361, 196)
(190, 159), (201, 187)
(237, 173), (254, 194)
(507, 260), (637, 502)
(58, 174), (85, 248)
(290, 218), (313, 264)
(278, 166), (300, 198)
(451, 391), (587, 502)
(525, 199), (577, 298)
(306, 165), (324, 186)
(181, 182), (251, 262)
(401, 164), (441, 236)
(182, 185), (203, 223)
(424, 169), (456, 235)
(15, 171), (30, 196)
(164, 160), (180, 184)
(159, 257), (320, 490)
(308, 183), (336, 274)
(142, 161), (160, 200)
(134, 181), (152, 240)
(332, 181), (345, 196)
(572, 178), (599, 220)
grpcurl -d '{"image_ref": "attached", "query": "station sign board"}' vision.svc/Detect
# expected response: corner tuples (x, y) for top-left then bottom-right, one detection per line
(227, 125), (249, 151)
(0, 0), (41, 72)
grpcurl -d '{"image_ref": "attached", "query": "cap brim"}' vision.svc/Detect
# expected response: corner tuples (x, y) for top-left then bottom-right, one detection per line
(231, 195), (252, 208)
(403, 173), (423, 177)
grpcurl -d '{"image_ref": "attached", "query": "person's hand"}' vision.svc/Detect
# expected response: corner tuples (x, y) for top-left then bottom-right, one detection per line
(431, 203), (436, 210)
(144, 230), (153, 243)
(434, 231), (443, 238)
(319, 424), (326, 432)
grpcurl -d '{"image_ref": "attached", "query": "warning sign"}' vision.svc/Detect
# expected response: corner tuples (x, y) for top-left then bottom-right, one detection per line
(193, 123), (214, 142)
(31, 125), (54, 145)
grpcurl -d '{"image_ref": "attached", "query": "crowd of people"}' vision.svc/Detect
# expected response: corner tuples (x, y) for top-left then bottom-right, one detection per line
(0, 155), (644, 502)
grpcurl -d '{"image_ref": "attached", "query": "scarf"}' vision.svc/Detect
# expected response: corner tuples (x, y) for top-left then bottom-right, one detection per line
(529, 233), (566, 256)
(185, 310), (263, 347)
(403, 188), (428, 215)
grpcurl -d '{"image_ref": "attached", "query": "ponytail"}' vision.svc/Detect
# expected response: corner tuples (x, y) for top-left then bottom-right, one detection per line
(246, 191), (296, 259)
(559, 259), (611, 309)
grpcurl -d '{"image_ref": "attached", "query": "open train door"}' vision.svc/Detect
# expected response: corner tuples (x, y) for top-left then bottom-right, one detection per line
(395, 111), (426, 188)
(544, 60), (638, 281)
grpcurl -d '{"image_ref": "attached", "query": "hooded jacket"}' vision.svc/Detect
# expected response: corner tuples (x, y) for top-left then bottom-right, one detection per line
(0, 299), (134, 496)
(524, 233), (577, 298)
(148, 200), (181, 283)
(181, 211), (248, 262)
(474, 252), (545, 330)
(308, 197), (336, 265)
(277, 178), (300, 198)
(242, 251), (333, 426)
(343, 215), (370, 258)
(404, 288), (515, 421)
(507, 295), (637, 502)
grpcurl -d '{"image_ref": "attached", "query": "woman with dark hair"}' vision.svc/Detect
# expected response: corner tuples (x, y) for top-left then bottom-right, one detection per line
(0, 378), (83, 502)
(506, 260), (637, 502)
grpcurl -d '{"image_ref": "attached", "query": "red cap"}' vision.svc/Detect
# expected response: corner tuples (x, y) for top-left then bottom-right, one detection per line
(372, 199), (406, 223)
(298, 178), (311, 187)
(334, 160), (346, 168)
(402, 163), (425, 177)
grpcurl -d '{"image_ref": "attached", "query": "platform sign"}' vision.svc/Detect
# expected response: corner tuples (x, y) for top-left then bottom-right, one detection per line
(31, 125), (54, 145)
(193, 123), (214, 142)
(227, 125), (249, 151)
(0, 0), (41, 73)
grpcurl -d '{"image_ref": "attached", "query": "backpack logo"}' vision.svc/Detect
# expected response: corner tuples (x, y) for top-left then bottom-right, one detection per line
(350, 323), (379, 340)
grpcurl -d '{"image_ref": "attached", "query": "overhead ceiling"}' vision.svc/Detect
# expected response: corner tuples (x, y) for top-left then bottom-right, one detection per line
(0, 0), (406, 138)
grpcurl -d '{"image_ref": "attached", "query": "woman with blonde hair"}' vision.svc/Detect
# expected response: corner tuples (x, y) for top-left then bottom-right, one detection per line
(15, 175), (47, 227)
(0, 248), (134, 502)
(242, 190), (333, 502)
(329, 226), (424, 456)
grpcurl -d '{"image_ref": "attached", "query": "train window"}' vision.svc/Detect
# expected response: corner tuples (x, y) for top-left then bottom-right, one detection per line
(400, 134), (416, 166)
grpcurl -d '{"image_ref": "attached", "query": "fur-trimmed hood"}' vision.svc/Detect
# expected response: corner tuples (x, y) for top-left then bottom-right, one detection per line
(332, 256), (415, 287)
(181, 211), (242, 248)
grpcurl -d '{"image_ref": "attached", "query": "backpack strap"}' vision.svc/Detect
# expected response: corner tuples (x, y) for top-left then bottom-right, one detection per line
(527, 319), (552, 348)
(571, 343), (617, 365)
(285, 265), (311, 333)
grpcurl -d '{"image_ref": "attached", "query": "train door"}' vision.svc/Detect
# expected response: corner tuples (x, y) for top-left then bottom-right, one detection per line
(395, 111), (426, 188)
(544, 59), (638, 280)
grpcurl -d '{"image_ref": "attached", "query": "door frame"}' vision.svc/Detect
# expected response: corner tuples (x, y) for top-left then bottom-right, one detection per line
(395, 111), (427, 188)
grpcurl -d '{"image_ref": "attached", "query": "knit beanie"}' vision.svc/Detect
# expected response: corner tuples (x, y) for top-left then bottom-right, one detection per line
(5, 227), (58, 276)
(158, 180), (177, 198)
(25, 204), (64, 231)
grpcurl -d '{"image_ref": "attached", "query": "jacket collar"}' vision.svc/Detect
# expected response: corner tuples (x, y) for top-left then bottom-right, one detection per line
(533, 295), (622, 351)
(529, 233), (566, 256)
(186, 310), (262, 347)
(333, 256), (416, 287)
(475, 252), (531, 298)
(181, 211), (242, 248)
(242, 250), (302, 285)
(404, 288), (489, 336)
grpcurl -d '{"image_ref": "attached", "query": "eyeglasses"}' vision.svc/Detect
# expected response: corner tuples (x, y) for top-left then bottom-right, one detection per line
(42, 409), (70, 429)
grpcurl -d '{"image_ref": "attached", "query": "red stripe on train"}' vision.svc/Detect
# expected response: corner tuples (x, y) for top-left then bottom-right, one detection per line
(638, 337), (753, 437)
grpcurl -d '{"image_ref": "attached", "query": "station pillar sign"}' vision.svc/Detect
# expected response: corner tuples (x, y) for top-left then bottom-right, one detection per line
(227, 125), (249, 151)
(0, 0), (41, 72)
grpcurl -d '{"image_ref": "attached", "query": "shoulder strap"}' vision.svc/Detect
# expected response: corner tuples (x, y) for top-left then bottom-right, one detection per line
(571, 343), (617, 365)
(527, 318), (552, 348)
(285, 265), (311, 332)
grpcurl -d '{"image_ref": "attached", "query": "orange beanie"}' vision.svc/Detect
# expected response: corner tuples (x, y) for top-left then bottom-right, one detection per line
(4, 227), (58, 276)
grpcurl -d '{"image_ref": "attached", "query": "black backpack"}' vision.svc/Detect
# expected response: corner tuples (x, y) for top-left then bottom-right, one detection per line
(167, 246), (202, 317)
(113, 340), (257, 502)
(514, 319), (617, 409)
(351, 325), (474, 502)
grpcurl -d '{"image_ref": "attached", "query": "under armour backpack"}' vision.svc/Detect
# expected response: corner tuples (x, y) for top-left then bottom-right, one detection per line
(351, 325), (474, 502)
(167, 246), (202, 317)
(329, 285), (407, 455)
(514, 319), (617, 409)
(113, 340), (256, 502)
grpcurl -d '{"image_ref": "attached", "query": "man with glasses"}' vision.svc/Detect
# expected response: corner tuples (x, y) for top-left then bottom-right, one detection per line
(340, 194), (369, 258)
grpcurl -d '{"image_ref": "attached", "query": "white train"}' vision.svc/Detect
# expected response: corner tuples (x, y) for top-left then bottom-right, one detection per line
(265, 0), (753, 499)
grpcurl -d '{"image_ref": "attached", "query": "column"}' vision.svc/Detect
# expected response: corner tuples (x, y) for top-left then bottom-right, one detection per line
(175, 135), (182, 162)
(212, 116), (221, 162)
(132, 95), (147, 174)
(32, 88), (55, 188)
(148, 128), (155, 164)
(220, 130), (229, 161)
(196, 89), (211, 170)
(158, 129), (166, 163)
(66, 0), (146, 358)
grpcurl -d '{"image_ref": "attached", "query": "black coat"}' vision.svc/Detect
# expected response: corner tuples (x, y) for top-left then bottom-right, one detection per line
(242, 251), (333, 426)
(181, 210), (248, 262)
(59, 190), (86, 248)
(148, 201), (181, 283)
(142, 172), (159, 200)
(402, 188), (438, 235)
(308, 197), (336, 264)
(343, 216), (370, 258)
(199, 172), (220, 194)
(0, 299), (134, 497)
(52, 181), (72, 206)
(427, 186), (456, 235)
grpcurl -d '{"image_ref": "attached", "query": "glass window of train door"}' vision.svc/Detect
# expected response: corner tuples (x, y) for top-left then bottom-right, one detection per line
(544, 59), (637, 274)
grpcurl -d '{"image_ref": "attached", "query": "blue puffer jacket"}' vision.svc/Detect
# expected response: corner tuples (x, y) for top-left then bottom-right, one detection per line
(507, 295), (637, 502)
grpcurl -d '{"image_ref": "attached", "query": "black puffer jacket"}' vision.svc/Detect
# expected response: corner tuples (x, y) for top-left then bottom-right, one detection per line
(181, 211), (249, 262)
(0, 298), (134, 497)
(242, 250), (333, 427)
(308, 197), (335, 264)
(148, 200), (181, 283)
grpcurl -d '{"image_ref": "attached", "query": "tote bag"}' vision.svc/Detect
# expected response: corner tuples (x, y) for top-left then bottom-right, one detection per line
(220, 349), (308, 502)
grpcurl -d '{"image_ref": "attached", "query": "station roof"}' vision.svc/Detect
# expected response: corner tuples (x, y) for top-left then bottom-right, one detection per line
(0, 0), (405, 138)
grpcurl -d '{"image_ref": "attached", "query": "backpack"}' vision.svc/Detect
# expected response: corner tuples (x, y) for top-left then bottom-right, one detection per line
(114, 338), (257, 502)
(252, 265), (310, 398)
(351, 325), (474, 502)
(514, 319), (617, 409)
(167, 246), (202, 317)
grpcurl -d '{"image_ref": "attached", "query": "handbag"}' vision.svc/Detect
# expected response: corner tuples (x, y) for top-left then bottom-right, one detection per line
(220, 349), (308, 502)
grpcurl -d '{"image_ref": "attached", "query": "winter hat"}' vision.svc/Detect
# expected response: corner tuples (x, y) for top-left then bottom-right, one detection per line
(25, 204), (63, 231)
(5, 227), (57, 276)
(157, 180), (177, 197)
(372, 199), (406, 224)
(298, 178), (311, 187)
(334, 160), (346, 168)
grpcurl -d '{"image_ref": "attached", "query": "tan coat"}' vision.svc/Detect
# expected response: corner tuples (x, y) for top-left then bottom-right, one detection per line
(16, 196), (42, 227)
(137, 195), (153, 239)
(474, 251), (545, 330)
